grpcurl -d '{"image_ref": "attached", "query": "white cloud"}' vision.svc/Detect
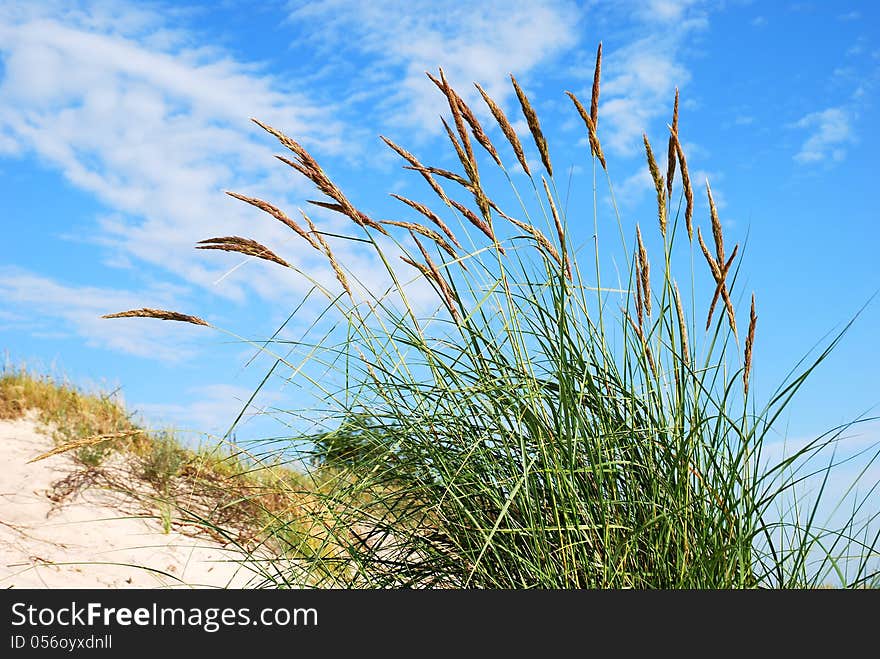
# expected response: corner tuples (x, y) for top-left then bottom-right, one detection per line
(0, 267), (203, 362)
(135, 383), (278, 434)
(751, 15), (767, 27)
(285, 0), (581, 137)
(0, 1), (352, 305)
(791, 107), (854, 164)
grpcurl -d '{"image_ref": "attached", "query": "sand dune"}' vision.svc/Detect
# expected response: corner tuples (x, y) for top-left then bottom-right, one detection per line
(0, 412), (262, 588)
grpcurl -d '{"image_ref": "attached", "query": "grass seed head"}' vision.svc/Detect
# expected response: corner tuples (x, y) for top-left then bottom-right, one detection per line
(511, 74), (553, 177)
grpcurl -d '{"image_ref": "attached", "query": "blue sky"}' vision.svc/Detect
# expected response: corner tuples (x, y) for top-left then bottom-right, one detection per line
(1, 0), (878, 491)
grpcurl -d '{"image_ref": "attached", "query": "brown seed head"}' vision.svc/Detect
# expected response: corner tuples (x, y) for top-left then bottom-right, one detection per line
(698, 227), (737, 337)
(706, 244), (739, 331)
(438, 69), (477, 179)
(670, 128), (693, 241)
(636, 225), (651, 317)
(511, 74), (552, 177)
(196, 236), (291, 268)
(566, 91), (607, 170)
(744, 293), (757, 396)
(475, 81), (531, 176)
(706, 179), (725, 264)
(390, 193), (461, 248)
(643, 134), (667, 235)
(102, 308), (209, 327)
(427, 71), (502, 167)
(542, 177), (571, 280)
(225, 191), (319, 251)
(591, 42), (602, 129)
(666, 88), (679, 201)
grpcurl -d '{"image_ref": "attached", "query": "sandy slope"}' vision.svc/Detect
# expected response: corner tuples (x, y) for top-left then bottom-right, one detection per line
(0, 412), (263, 588)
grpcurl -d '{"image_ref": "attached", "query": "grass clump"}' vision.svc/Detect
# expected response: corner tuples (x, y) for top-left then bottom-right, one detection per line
(104, 46), (879, 588)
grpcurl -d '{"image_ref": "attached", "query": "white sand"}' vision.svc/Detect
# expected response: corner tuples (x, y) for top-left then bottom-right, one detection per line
(0, 412), (264, 588)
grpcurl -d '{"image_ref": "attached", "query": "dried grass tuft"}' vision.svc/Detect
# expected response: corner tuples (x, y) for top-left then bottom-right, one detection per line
(253, 118), (386, 236)
(706, 180), (725, 264)
(591, 42), (602, 129)
(511, 75), (552, 177)
(698, 228), (737, 336)
(670, 127), (693, 241)
(542, 177), (571, 280)
(102, 308), (209, 327)
(225, 191), (319, 250)
(744, 293), (757, 396)
(643, 134), (667, 235)
(196, 236), (290, 268)
(475, 82), (530, 176)
(666, 87), (679, 202)
(428, 70), (501, 167)
(390, 194), (461, 248)
(636, 225), (651, 318)
(566, 91), (607, 170)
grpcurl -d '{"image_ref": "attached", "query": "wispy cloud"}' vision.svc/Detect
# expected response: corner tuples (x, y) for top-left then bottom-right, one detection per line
(285, 0), (581, 137)
(791, 107), (854, 164)
(0, 267), (203, 361)
(583, 2), (708, 158)
(135, 383), (280, 434)
(0, 1), (349, 303)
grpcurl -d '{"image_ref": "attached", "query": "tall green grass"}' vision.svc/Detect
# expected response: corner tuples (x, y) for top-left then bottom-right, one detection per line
(106, 55), (879, 588)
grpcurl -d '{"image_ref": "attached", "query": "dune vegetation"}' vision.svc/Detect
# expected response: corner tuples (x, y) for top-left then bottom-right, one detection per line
(61, 43), (880, 588)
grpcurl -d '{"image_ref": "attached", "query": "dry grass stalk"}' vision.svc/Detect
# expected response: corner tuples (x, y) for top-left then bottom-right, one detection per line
(437, 69), (478, 176)
(698, 228), (737, 336)
(744, 293), (757, 396)
(673, 280), (690, 368)
(225, 191), (319, 250)
(636, 225), (651, 317)
(305, 199), (389, 236)
(566, 91), (607, 170)
(426, 71), (501, 166)
(302, 211), (352, 297)
(706, 180), (725, 264)
(705, 245), (739, 331)
(449, 198), (501, 252)
(403, 164), (471, 190)
(381, 220), (459, 261)
(102, 308), (209, 327)
(408, 234), (460, 323)
(643, 133), (667, 235)
(28, 429), (143, 463)
(440, 116), (476, 183)
(474, 82), (531, 176)
(389, 193), (461, 248)
(670, 128), (693, 241)
(590, 42), (602, 129)
(196, 236), (290, 268)
(542, 177), (571, 280)
(666, 87), (679, 202)
(510, 75), (553, 177)
(253, 118), (385, 236)
(380, 136), (452, 205)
